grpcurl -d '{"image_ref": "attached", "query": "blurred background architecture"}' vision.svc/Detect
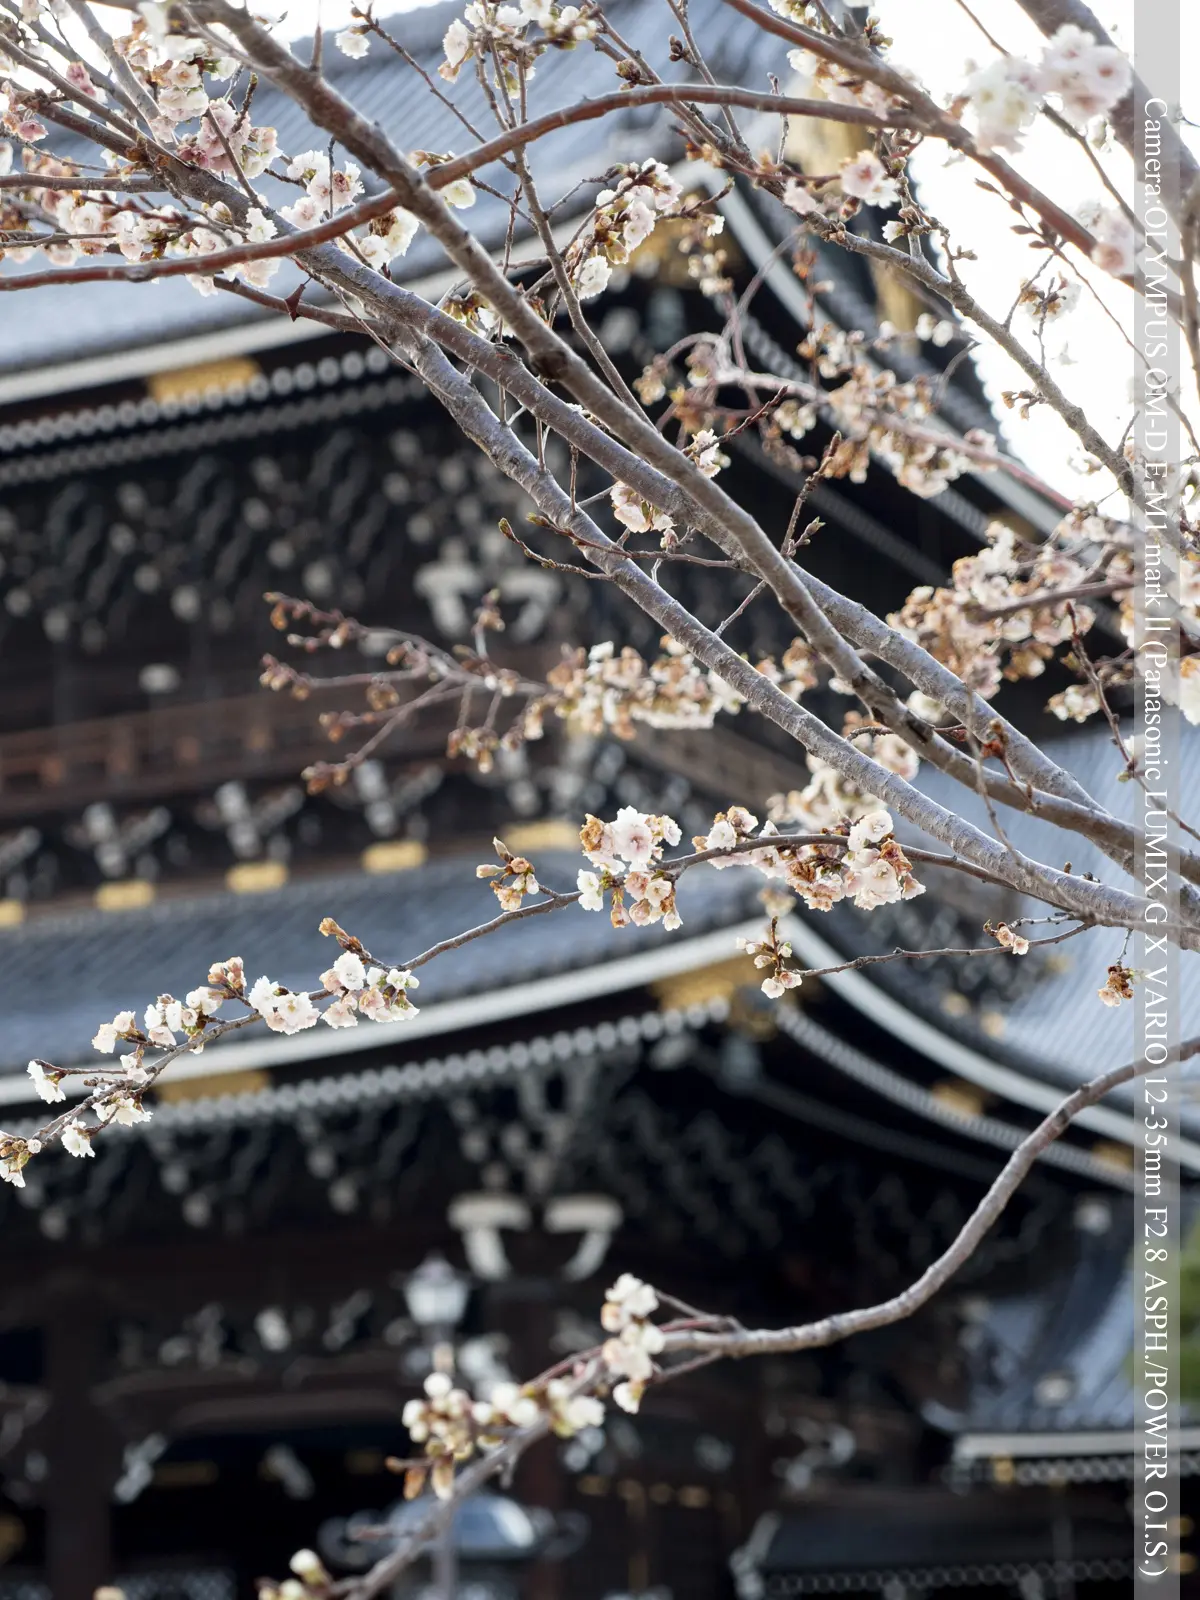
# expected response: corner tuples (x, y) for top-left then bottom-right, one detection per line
(0, 2), (1193, 1596)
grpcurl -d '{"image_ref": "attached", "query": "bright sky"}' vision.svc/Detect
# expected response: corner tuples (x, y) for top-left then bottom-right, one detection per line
(872, 0), (1200, 499)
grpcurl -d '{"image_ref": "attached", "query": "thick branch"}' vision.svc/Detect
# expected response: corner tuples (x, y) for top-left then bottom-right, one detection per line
(0, 186), (401, 288)
(425, 83), (933, 186)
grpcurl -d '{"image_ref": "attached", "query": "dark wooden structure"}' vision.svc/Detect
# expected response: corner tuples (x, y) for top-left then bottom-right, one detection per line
(0, 3), (1191, 1594)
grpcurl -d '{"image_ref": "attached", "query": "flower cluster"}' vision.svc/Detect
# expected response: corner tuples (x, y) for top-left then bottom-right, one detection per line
(738, 919), (802, 998)
(401, 1371), (482, 1499)
(889, 518), (1099, 701)
(786, 42), (909, 120)
(965, 25), (1132, 152)
(568, 159), (683, 302)
(526, 637), (814, 745)
(572, 795), (923, 952)
(0, 1135), (41, 1188)
(576, 808), (683, 929)
(440, 0), (599, 93)
(400, 1366), (605, 1502)
(987, 921), (1030, 956)
(600, 1273), (664, 1413)
(838, 151), (901, 210)
(823, 364), (995, 500)
(1098, 962), (1135, 1007)
(314, 943), (420, 1029)
(477, 838), (540, 910)
(1086, 205), (1136, 279)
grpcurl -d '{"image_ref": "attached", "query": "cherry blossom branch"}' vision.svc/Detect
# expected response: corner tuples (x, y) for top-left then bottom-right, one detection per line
(264, 1030), (1200, 1600)
(717, 0), (1110, 266)
(778, 916), (1090, 983)
(0, 185), (401, 288)
(394, 330), (1195, 939)
(1012, 0), (1200, 232)
(0, 172), (169, 192)
(401, 886), (582, 970)
(61, 0), (164, 133)
(424, 83), (933, 187)
(149, 1), (1185, 884)
(663, 1032), (1200, 1359)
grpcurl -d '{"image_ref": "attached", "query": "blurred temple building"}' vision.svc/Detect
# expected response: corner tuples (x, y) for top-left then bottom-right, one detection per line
(0, 3), (1195, 1598)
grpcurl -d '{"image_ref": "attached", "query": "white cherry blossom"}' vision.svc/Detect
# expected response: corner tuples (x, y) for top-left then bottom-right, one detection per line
(62, 1122), (95, 1158)
(28, 1060), (65, 1103)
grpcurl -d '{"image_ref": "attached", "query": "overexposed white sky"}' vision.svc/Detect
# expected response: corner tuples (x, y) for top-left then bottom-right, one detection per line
(872, 0), (1199, 499)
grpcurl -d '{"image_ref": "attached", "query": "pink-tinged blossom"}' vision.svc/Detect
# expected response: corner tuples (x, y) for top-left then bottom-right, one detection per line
(847, 809), (893, 853)
(783, 179), (820, 216)
(609, 807), (656, 866)
(262, 991), (320, 1035)
(1040, 25), (1130, 121)
(838, 152), (900, 208)
(357, 985), (390, 1021)
(965, 57), (1044, 152)
(1089, 208), (1135, 278)
(321, 995), (359, 1028)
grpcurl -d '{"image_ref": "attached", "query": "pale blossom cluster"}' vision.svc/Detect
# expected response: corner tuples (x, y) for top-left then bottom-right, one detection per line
(569, 159), (683, 302)
(579, 807), (681, 871)
(1048, 683), (1102, 723)
(476, 838), (539, 910)
(964, 25), (1132, 152)
(1087, 207), (1136, 280)
(1, 933), (428, 1185)
(600, 1273), (664, 1414)
(738, 919), (802, 999)
(713, 805), (923, 921)
(313, 941), (421, 1029)
(889, 518), (1100, 701)
(837, 151), (901, 210)
(823, 363), (997, 499)
(768, 713), (919, 838)
(575, 807), (683, 930)
(439, 0), (599, 93)
(679, 323), (991, 499)
(785, 42), (910, 121)
(987, 921), (1030, 956)
(399, 1365), (605, 1501)
(529, 638), (751, 741)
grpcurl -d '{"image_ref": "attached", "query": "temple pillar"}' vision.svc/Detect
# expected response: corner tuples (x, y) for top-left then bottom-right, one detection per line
(42, 1287), (116, 1600)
